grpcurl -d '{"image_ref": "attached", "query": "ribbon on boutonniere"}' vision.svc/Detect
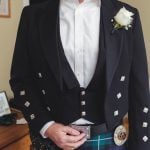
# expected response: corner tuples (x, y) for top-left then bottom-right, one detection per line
(111, 7), (134, 34)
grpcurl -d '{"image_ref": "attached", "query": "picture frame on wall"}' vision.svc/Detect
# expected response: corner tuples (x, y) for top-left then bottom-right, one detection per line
(0, 91), (11, 117)
(0, 0), (10, 18)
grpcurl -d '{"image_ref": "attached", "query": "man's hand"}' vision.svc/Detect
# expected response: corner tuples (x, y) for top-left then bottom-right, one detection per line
(45, 123), (87, 150)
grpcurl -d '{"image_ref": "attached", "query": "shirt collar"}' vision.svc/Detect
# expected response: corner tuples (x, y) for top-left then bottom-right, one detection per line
(60, 0), (101, 8)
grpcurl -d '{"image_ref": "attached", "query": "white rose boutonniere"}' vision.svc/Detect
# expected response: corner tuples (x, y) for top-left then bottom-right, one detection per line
(111, 7), (134, 33)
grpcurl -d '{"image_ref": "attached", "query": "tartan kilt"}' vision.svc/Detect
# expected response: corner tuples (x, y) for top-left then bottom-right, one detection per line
(30, 132), (127, 150)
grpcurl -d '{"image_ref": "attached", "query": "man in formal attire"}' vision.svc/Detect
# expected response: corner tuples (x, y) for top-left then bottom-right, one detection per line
(10, 0), (150, 149)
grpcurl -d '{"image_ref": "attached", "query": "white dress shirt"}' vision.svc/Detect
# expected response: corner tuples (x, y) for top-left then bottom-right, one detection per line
(40, 0), (101, 138)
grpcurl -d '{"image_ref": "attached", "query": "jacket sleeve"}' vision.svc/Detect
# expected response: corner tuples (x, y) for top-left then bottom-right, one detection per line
(128, 9), (150, 150)
(9, 7), (53, 134)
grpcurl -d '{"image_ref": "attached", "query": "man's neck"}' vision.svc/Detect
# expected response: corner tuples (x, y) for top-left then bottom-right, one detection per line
(79, 0), (84, 4)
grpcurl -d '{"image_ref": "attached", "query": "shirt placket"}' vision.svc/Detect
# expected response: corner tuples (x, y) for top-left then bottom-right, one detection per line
(74, 7), (84, 87)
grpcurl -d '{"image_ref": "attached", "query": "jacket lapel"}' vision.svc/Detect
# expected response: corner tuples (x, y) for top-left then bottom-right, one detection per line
(38, 0), (63, 90)
(101, 0), (124, 92)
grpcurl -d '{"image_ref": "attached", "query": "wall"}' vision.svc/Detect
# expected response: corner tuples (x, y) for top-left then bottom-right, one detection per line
(0, 0), (22, 98)
(0, 0), (149, 98)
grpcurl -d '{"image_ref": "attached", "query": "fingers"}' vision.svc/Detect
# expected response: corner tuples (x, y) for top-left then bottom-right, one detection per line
(65, 133), (86, 143)
(69, 137), (87, 147)
(46, 123), (87, 149)
(63, 126), (80, 136)
(63, 137), (87, 150)
(60, 132), (86, 149)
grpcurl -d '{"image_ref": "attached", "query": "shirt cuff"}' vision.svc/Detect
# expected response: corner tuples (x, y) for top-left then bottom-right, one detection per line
(40, 121), (55, 138)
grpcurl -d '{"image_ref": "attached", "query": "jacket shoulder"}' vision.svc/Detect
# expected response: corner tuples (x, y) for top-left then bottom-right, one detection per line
(114, 0), (138, 13)
(22, 0), (54, 16)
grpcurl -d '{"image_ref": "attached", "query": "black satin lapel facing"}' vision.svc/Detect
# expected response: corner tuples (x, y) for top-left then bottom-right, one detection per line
(38, 0), (63, 90)
(101, 0), (124, 92)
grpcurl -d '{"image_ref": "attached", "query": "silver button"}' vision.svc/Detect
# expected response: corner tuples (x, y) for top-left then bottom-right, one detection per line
(117, 93), (122, 99)
(114, 110), (119, 116)
(143, 107), (149, 113)
(81, 101), (86, 106)
(20, 90), (25, 96)
(42, 90), (46, 95)
(38, 72), (43, 78)
(142, 122), (148, 128)
(30, 114), (35, 120)
(143, 136), (148, 142)
(120, 76), (126, 82)
(81, 91), (85, 96)
(81, 111), (86, 116)
(24, 101), (30, 107)
(47, 107), (51, 111)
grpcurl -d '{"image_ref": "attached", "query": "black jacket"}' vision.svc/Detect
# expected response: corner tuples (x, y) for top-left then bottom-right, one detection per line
(10, 0), (150, 149)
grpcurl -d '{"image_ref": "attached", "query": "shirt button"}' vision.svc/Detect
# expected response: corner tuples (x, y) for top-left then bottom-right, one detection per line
(77, 73), (80, 77)
(81, 111), (86, 116)
(81, 101), (86, 106)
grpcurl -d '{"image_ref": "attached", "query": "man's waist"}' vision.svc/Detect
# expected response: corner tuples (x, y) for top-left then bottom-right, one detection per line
(69, 117), (129, 146)
(69, 123), (108, 139)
